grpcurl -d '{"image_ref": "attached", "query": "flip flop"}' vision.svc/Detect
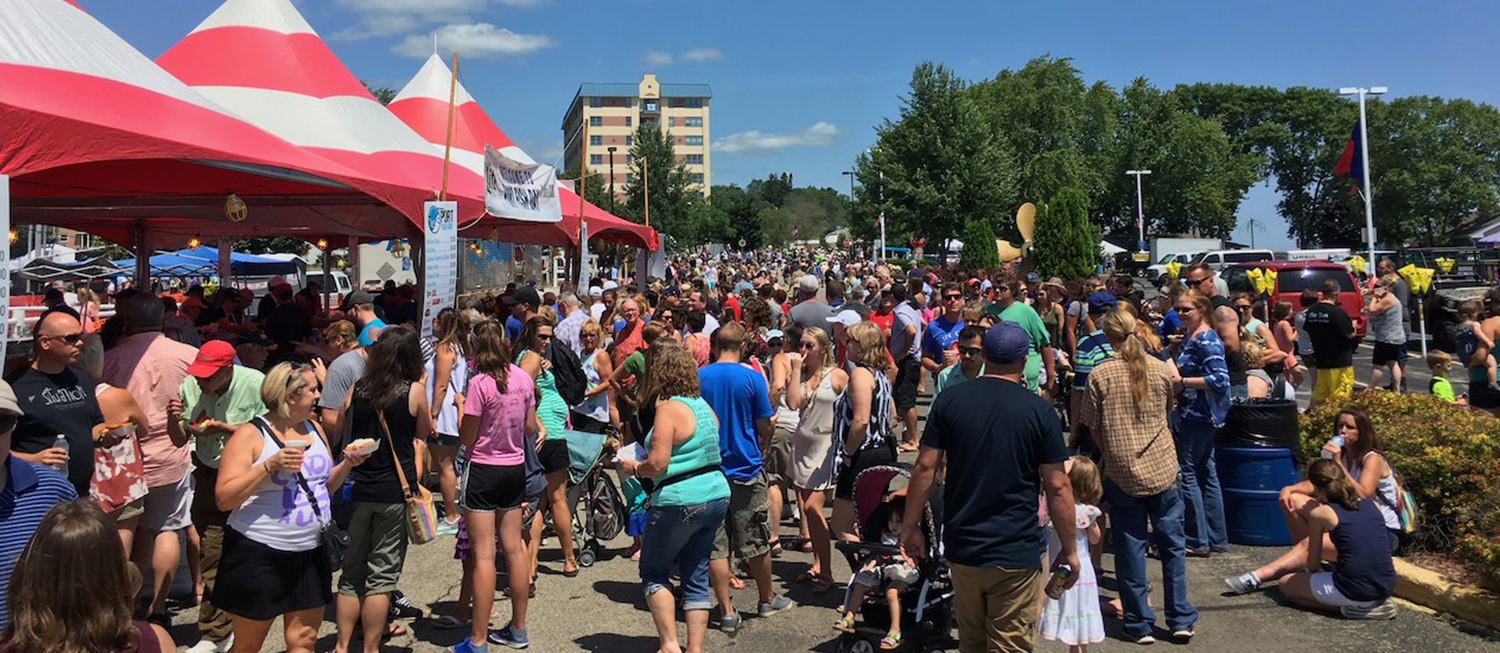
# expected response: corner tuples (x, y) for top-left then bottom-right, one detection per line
(431, 614), (467, 629)
(833, 614), (856, 634)
(880, 632), (902, 650)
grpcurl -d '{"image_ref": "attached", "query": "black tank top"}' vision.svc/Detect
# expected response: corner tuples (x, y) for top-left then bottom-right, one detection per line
(1212, 295), (1249, 387)
(347, 392), (420, 504)
(1329, 499), (1398, 602)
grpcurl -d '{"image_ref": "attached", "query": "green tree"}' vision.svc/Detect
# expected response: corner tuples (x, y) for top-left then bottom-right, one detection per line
(234, 236), (309, 256)
(856, 63), (1018, 256)
(747, 173), (795, 208)
(621, 122), (694, 234)
(361, 80), (397, 106)
(959, 218), (1000, 269)
(1032, 188), (1099, 279)
(559, 162), (616, 214)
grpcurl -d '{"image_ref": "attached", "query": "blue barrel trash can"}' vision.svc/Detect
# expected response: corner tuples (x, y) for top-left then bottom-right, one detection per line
(1217, 446), (1303, 546)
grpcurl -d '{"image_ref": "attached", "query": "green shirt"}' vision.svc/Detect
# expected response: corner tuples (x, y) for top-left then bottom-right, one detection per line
(1431, 376), (1457, 403)
(645, 396), (730, 507)
(622, 351), (647, 380)
(179, 366), (267, 468)
(999, 302), (1050, 391)
(936, 362), (980, 396)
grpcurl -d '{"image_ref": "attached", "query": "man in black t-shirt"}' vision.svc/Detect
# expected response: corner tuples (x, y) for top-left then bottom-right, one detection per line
(6, 311), (111, 497)
(901, 321), (1078, 653)
(1183, 264), (1246, 396)
(1303, 279), (1357, 409)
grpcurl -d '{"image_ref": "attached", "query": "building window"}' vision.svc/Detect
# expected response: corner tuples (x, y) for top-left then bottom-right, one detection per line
(590, 154), (603, 165)
(627, 173), (635, 184)
(685, 154), (704, 165)
(672, 98), (686, 108)
(589, 135), (602, 146)
(589, 116), (602, 127)
(686, 98), (703, 108)
(589, 97), (602, 108)
(684, 117), (703, 127)
(667, 117), (676, 127)
(626, 155), (633, 165)
(693, 173), (704, 184)
(625, 116), (632, 126)
(684, 136), (703, 146)
(625, 135), (634, 146)
(644, 100), (658, 113)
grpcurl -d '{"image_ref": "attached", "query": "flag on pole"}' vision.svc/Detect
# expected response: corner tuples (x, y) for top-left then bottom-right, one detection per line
(1332, 119), (1364, 196)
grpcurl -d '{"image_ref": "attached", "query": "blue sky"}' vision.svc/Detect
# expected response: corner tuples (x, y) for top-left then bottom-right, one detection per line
(83, 0), (1500, 251)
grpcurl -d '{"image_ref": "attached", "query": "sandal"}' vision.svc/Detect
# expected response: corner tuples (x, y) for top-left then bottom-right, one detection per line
(432, 614), (467, 629)
(880, 632), (902, 650)
(811, 576), (836, 594)
(833, 613), (855, 634)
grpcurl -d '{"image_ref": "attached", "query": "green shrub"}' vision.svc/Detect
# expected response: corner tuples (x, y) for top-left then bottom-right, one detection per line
(1299, 391), (1500, 590)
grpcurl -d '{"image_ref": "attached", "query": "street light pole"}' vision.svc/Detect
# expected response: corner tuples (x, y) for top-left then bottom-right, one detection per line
(842, 170), (859, 257)
(1125, 169), (1151, 251)
(1338, 86), (1387, 269)
(606, 146), (618, 214)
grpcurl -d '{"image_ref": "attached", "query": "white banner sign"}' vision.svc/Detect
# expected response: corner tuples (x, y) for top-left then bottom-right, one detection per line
(421, 201), (458, 341)
(485, 145), (563, 223)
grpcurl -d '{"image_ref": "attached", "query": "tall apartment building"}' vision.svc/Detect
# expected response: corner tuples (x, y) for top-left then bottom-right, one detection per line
(562, 73), (712, 198)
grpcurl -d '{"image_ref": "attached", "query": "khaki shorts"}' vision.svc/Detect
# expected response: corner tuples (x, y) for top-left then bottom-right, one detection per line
(107, 497), (146, 524)
(337, 501), (410, 597)
(763, 426), (795, 485)
(950, 563), (1043, 653)
(712, 474), (771, 561)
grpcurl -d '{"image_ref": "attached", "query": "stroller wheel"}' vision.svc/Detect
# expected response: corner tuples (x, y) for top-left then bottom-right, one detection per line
(577, 548), (597, 568)
(837, 636), (877, 653)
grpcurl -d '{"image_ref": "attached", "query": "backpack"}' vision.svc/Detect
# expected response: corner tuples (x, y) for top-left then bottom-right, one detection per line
(547, 342), (588, 406)
(1373, 454), (1419, 535)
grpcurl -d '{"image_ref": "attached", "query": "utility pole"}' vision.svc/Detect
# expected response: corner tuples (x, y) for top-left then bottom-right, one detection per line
(606, 146), (618, 214)
(1245, 217), (1263, 249)
(1125, 169), (1151, 251)
(1338, 86), (1387, 268)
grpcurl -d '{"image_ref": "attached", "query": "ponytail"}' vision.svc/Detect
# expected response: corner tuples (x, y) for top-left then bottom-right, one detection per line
(1100, 309), (1150, 407)
(1308, 459), (1361, 510)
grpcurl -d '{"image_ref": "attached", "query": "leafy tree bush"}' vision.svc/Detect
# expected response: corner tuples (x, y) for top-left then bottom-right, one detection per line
(1299, 392), (1500, 590)
(1032, 188), (1099, 279)
(959, 218), (1000, 269)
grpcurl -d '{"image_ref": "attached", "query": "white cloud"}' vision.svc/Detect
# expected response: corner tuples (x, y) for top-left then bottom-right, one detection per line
(331, 0), (541, 41)
(714, 122), (841, 154)
(681, 48), (721, 61)
(393, 23), (556, 59)
(643, 51), (674, 66)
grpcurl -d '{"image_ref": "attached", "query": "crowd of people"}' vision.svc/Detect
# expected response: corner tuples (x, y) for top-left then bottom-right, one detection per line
(0, 246), (1445, 653)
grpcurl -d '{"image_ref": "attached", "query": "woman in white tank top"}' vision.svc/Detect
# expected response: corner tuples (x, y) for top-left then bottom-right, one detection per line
(213, 362), (369, 653)
(427, 308), (470, 534)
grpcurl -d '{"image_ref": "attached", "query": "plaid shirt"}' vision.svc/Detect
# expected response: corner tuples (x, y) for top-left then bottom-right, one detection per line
(1080, 355), (1178, 498)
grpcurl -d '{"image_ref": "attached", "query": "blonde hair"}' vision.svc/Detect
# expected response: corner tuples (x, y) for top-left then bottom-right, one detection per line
(1242, 340), (1265, 371)
(322, 320), (357, 346)
(261, 362), (315, 419)
(1068, 456), (1103, 505)
(1427, 349), (1452, 376)
(845, 321), (891, 372)
(1116, 301), (1161, 354)
(1100, 309), (1150, 407)
(801, 326), (833, 370)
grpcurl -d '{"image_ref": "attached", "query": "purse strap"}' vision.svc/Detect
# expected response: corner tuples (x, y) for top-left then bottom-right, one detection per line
(254, 417), (329, 531)
(375, 410), (417, 500)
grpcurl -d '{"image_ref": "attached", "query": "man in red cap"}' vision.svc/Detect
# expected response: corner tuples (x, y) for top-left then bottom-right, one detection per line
(168, 339), (266, 653)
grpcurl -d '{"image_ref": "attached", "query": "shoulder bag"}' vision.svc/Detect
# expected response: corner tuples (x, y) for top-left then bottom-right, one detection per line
(377, 410), (439, 544)
(255, 417), (348, 568)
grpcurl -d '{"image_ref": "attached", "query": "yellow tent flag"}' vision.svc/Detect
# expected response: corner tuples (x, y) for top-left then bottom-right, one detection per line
(1346, 256), (1366, 275)
(1397, 264), (1435, 295)
(1434, 257), (1456, 274)
(1246, 268), (1271, 296)
(1165, 261), (1183, 280)
(1256, 268), (1278, 296)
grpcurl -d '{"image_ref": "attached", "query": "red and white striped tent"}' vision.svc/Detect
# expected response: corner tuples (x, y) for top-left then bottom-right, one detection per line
(156, 0), (503, 227)
(388, 54), (658, 250)
(0, 0), (424, 250)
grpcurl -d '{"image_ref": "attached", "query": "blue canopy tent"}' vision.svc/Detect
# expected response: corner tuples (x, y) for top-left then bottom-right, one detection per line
(114, 247), (305, 278)
(112, 253), (218, 278)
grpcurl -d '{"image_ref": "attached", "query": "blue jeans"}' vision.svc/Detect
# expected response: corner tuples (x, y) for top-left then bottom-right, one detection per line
(640, 498), (729, 611)
(1171, 414), (1228, 551)
(1105, 480), (1197, 637)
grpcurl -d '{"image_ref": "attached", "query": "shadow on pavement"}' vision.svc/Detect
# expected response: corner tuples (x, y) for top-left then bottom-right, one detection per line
(592, 579), (651, 612)
(574, 632), (660, 652)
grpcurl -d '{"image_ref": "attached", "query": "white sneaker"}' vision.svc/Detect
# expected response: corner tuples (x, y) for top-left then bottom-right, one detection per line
(185, 636), (233, 653)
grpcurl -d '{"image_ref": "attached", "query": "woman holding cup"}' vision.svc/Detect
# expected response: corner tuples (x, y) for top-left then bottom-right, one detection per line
(214, 362), (371, 653)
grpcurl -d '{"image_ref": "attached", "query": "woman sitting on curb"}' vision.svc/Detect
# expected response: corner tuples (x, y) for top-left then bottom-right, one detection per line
(1223, 457), (1398, 619)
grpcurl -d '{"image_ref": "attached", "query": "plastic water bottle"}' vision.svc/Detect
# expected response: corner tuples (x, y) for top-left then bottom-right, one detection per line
(1321, 436), (1344, 460)
(50, 434), (69, 471)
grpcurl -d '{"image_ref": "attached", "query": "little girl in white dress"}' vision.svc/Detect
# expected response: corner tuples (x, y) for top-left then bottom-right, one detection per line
(1040, 456), (1106, 651)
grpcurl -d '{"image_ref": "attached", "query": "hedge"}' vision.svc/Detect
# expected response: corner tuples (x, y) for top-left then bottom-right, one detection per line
(1299, 391), (1500, 591)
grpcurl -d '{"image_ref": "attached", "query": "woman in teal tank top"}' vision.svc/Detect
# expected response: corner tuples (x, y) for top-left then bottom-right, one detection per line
(618, 342), (730, 653)
(517, 316), (579, 576)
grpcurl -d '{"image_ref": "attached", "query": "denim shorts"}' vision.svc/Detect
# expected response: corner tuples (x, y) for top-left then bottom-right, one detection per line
(641, 498), (729, 611)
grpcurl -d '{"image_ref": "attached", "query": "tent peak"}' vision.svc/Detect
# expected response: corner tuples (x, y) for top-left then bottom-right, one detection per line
(392, 52), (476, 108)
(192, 0), (316, 37)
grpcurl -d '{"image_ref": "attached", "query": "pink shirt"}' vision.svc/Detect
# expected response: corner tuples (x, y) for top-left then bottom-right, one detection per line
(463, 365), (536, 466)
(102, 332), (197, 487)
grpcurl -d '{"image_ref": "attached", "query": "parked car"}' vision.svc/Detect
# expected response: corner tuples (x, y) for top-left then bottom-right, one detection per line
(1150, 252), (1196, 286)
(1224, 261), (1366, 338)
(1191, 249), (1277, 272)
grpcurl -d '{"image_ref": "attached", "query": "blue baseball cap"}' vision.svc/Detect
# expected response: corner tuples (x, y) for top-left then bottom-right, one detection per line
(983, 322), (1030, 365)
(1088, 291), (1117, 316)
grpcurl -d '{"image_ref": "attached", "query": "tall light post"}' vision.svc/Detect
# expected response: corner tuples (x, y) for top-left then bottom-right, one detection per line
(1125, 169), (1151, 251)
(841, 170), (859, 256)
(606, 146), (618, 214)
(1337, 86), (1386, 269)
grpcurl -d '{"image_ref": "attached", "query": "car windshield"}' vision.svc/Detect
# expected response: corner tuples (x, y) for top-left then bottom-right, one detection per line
(1277, 268), (1355, 294)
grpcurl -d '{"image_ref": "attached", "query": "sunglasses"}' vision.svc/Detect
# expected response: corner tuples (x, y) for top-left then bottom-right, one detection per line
(800, 342), (817, 351)
(1236, 305), (1253, 311)
(0, 414), (16, 434)
(41, 332), (85, 345)
(1176, 306), (1197, 314)
(943, 294), (963, 301)
(1187, 277), (1211, 285)
(959, 346), (983, 357)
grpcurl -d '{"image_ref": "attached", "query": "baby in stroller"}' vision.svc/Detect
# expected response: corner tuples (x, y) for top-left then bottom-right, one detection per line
(834, 494), (922, 649)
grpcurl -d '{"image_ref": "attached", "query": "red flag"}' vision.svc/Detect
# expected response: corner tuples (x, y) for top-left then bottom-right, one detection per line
(1332, 120), (1364, 196)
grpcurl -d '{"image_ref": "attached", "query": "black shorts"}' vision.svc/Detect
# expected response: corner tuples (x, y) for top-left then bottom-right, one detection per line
(539, 438), (570, 474)
(892, 356), (921, 412)
(459, 461), (526, 513)
(1372, 341), (1408, 366)
(215, 526), (332, 621)
(1472, 382), (1500, 409)
(836, 446), (896, 500)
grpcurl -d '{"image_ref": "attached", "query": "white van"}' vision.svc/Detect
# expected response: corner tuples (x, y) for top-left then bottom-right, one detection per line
(1190, 249), (1276, 272)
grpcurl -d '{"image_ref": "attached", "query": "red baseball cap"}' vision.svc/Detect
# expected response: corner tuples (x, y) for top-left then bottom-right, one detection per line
(186, 340), (236, 379)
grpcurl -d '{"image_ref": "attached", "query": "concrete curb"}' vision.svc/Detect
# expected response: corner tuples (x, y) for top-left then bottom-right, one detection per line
(1393, 558), (1500, 631)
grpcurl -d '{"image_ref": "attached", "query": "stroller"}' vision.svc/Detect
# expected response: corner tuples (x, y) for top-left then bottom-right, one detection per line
(560, 428), (627, 567)
(833, 464), (953, 653)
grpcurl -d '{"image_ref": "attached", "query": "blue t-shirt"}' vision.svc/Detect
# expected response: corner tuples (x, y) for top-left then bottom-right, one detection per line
(1157, 309), (1182, 340)
(358, 318), (387, 347)
(921, 316), (964, 363)
(697, 362), (775, 482)
(506, 315), (523, 341)
(1174, 329), (1231, 427)
(0, 456), (78, 629)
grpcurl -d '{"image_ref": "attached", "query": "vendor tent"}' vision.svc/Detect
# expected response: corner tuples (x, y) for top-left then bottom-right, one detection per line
(156, 0), (502, 227)
(387, 54), (656, 250)
(1, 0), (432, 251)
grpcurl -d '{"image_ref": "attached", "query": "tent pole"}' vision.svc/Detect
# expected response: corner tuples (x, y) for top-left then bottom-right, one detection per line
(440, 52), (459, 201)
(321, 245), (332, 318)
(134, 222), (149, 293)
(0, 174), (10, 361)
(217, 237), (231, 288)
(348, 236), (361, 303)
(579, 119), (589, 289)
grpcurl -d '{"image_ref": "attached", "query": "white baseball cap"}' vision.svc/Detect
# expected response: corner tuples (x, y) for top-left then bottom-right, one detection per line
(588, 286), (603, 298)
(826, 310), (862, 327)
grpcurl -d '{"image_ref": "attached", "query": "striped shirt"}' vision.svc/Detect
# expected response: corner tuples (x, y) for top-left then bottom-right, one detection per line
(1071, 330), (1115, 391)
(833, 363), (894, 468)
(0, 456), (78, 629)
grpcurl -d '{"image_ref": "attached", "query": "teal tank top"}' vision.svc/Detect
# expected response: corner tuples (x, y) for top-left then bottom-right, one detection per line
(645, 396), (730, 507)
(519, 350), (569, 440)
